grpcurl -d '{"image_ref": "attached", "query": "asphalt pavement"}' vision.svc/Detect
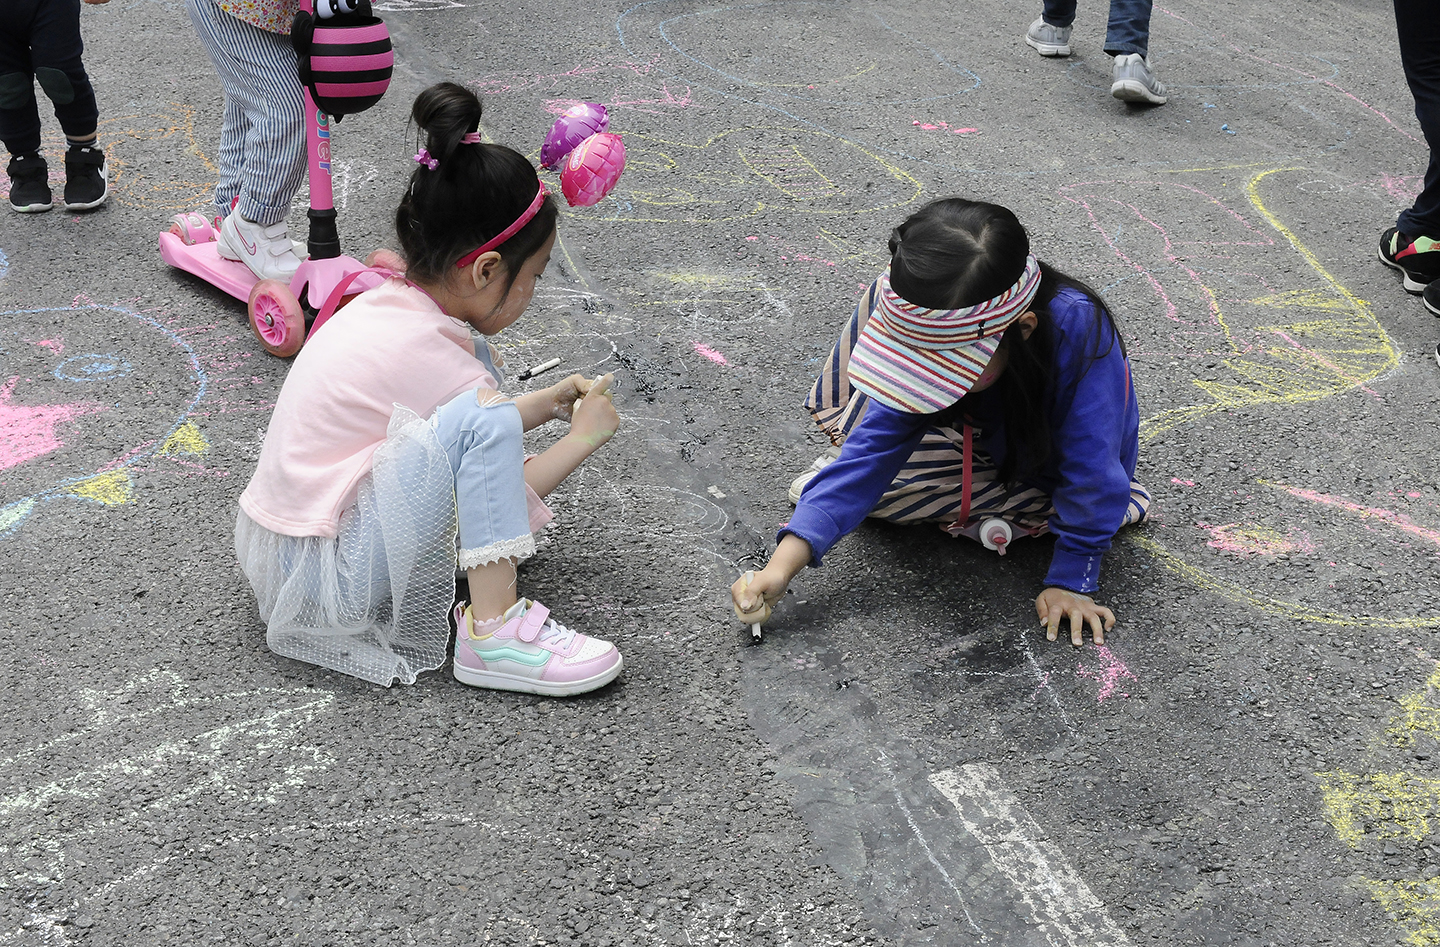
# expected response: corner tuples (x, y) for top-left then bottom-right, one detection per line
(3, 0), (1440, 944)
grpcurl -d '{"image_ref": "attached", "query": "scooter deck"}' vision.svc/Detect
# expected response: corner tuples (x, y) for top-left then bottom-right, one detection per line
(158, 231), (262, 304)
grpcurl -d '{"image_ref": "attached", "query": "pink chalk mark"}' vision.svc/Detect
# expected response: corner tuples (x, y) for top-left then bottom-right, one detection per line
(692, 342), (729, 366)
(1199, 522), (1315, 556)
(1171, 477), (1196, 486)
(1381, 173), (1423, 203)
(1075, 646), (1137, 702)
(0, 376), (108, 472)
(953, 128), (978, 134)
(35, 338), (64, 355)
(1270, 482), (1440, 549)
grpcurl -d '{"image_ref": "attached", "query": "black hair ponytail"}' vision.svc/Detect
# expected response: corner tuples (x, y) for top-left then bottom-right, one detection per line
(396, 82), (558, 294)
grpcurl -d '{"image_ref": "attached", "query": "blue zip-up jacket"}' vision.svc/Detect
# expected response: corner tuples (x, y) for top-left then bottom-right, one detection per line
(781, 286), (1140, 594)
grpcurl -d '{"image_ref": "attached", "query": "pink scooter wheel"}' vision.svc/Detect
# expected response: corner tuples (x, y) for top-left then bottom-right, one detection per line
(168, 212), (214, 246)
(248, 280), (306, 357)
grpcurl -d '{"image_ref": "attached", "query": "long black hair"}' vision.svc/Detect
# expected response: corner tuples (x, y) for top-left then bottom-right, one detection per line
(891, 198), (1125, 480)
(396, 82), (558, 296)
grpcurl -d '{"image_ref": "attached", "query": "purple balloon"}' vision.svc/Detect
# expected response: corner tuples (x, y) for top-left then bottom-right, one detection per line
(540, 102), (610, 169)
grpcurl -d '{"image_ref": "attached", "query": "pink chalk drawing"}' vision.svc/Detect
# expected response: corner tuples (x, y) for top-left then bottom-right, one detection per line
(1380, 173), (1423, 203)
(35, 338), (64, 355)
(1263, 481), (1440, 549)
(1075, 645), (1137, 702)
(1198, 521), (1316, 556)
(0, 376), (107, 473)
(1171, 477), (1196, 486)
(910, 120), (978, 134)
(692, 342), (729, 365)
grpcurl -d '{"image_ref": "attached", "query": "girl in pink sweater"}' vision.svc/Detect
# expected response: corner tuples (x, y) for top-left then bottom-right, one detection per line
(236, 82), (624, 695)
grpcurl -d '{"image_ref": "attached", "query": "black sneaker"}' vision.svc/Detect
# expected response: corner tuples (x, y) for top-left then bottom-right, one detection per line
(63, 145), (107, 211)
(1425, 279), (1440, 318)
(1378, 227), (1440, 293)
(6, 152), (53, 213)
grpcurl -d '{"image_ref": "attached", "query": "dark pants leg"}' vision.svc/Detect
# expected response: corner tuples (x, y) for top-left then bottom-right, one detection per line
(1103, 0), (1154, 57)
(1395, 0), (1440, 237)
(1041, 0), (1078, 29)
(0, 0), (99, 156)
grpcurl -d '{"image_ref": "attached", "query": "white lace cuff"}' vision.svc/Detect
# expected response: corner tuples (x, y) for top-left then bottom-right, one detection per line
(458, 534), (536, 570)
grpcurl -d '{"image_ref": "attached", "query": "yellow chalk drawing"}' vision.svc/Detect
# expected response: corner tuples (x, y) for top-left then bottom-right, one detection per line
(1125, 167), (1426, 629)
(96, 105), (218, 211)
(1389, 667), (1440, 748)
(1138, 169), (1399, 441)
(597, 127), (922, 223)
(739, 145), (845, 201)
(68, 471), (134, 506)
(748, 62), (880, 89)
(1363, 878), (1440, 947)
(159, 421), (209, 457)
(1318, 770), (1440, 846)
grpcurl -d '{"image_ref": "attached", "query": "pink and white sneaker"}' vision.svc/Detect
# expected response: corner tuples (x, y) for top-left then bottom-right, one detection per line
(453, 599), (623, 696)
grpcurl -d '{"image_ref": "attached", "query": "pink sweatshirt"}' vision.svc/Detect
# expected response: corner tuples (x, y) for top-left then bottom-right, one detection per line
(240, 279), (552, 538)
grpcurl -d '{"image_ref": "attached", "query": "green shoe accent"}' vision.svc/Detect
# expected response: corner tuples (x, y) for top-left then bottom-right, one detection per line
(468, 642), (551, 668)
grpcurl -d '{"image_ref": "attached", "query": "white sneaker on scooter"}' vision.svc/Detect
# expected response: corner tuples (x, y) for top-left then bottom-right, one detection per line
(217, 212), (304, 281)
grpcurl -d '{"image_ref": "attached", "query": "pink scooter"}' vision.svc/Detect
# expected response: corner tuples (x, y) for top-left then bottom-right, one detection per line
(159, 0), (392, 356)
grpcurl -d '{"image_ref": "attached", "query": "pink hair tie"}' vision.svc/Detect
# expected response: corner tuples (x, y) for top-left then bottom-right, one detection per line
(413, 148), (438, 170)
(454, 182), (550, 269)
(460, 132), (482, 144)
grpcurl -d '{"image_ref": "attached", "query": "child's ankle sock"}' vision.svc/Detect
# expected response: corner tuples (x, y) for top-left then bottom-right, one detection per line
(65, 134), (97, 150)
(465, 599), (527, 635)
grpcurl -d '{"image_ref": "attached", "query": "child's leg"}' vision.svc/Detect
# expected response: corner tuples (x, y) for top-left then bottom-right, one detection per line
(431, 390), (537, 619)
(184, 0), (304, 226)
(28, 0), (99, 144)
(214, 93), (249, 218)
(0, 0), (43, 157)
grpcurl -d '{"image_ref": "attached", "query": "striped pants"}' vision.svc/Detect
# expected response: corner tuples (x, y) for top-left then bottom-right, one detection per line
(805, 281), (1151, 538)
(186, 0), (305, 226)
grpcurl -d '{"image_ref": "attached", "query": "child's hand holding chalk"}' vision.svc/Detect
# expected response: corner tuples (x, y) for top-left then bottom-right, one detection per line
(568, 373), (619, 450)
(732, 570), (775, 640)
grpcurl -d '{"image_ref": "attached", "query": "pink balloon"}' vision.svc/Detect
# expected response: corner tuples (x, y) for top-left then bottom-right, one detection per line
(561, 133), (625, 207)
(540, 103), (609, 169)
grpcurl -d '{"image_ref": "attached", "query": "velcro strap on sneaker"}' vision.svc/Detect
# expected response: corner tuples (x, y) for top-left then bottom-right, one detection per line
(516, 602), (550, 643)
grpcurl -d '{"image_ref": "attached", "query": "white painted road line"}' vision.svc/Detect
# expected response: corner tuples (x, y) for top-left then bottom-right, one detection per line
(930, 764), (1135, 947)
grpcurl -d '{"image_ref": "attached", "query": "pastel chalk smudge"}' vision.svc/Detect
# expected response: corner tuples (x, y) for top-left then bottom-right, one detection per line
(911, 120), (978, 135)
(692, 342), (729, 366)
(35, 338), (64, 355)
(1198, 522), (1315, 557)
(1075, 645), (1137, 702)
(0, 376), (108, 472)
(1171, 477), (1196, 486)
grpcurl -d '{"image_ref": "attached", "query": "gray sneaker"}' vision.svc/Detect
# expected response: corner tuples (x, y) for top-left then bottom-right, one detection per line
(1111, 53), (1168, 104)
(1024, 17), (1072, 57)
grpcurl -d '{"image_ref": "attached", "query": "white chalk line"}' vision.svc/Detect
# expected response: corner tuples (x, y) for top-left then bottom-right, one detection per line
(929, 764), (1133, 947)
(876, 750), (986, 939)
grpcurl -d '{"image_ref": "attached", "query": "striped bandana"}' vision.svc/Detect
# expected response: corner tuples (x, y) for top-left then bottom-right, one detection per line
(849, 254), (1041, 413)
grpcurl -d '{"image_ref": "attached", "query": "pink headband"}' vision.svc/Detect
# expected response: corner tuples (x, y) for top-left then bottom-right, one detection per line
(454, 182), (550, 269)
